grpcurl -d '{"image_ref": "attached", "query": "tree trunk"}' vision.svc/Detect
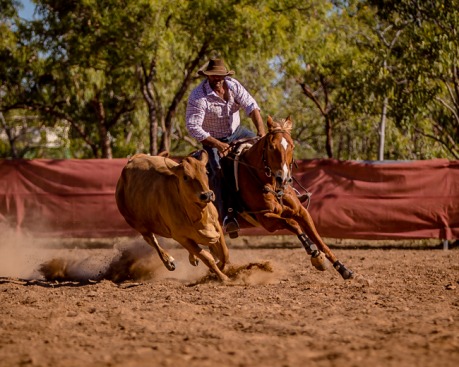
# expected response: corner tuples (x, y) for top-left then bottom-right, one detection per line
(0, 112), (18, 158)
(378, 97), (388, 161)
(325, 115), (333, 158)
(137, 61), (159, 155)
(160, 44), (209, 152)
(298, 74), (334, 158)
(93, 99), (112, 158)
(149, 106), (158, 156)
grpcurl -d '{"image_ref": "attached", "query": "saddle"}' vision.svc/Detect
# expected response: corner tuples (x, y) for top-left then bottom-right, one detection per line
(219, 137), (260, 232)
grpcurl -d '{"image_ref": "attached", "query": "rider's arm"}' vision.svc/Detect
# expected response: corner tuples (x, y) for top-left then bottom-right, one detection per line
(201, 136), (230, 156)
(186, 96), (210, 142)
(250, 109), (265, 137)
(227, 78), (265, 136)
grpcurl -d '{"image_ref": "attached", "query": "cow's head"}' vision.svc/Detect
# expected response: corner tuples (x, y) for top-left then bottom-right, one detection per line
(170, 150), (214, 208)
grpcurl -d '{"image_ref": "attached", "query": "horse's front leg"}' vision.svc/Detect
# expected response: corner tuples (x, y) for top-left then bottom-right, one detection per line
(258, 196), (353, 279)
(261, 213), (333, 274)
(293, 207), (354, 280)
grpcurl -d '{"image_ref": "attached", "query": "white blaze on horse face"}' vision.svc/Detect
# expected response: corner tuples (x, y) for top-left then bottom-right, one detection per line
(281, 137), (290, 181)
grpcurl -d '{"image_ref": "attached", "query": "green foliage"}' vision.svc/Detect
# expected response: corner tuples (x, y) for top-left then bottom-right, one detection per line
(0, 0), (457, 160)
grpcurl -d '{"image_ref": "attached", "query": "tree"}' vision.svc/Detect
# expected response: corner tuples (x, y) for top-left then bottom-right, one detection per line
(272, 0), (373, 159)
(0, 0), (56, 158)
(370, 0), (459, 159)
(8, 0), (159, 158)
(135, 0), (299, 155)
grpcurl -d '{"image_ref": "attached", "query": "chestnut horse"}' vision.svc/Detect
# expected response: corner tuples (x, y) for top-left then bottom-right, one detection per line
(221, 116), (353, 280)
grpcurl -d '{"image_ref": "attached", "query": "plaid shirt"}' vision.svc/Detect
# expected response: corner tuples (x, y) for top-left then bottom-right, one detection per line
(186, 77), (260, 141)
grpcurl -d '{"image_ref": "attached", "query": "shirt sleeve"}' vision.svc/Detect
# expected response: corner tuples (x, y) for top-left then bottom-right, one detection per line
(228, 78), (260, 116)
(186, 95), (210, 142)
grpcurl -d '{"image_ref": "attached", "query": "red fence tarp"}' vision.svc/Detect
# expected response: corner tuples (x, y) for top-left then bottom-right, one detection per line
(0, 158), (458, 240)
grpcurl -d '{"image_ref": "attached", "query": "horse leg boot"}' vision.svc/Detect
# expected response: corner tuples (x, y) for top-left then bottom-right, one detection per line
(298, 233), (353, 279)
(298, 233), (327, 271)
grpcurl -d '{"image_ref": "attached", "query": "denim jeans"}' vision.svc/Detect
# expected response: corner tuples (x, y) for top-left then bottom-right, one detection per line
(202, 125), (256, 219)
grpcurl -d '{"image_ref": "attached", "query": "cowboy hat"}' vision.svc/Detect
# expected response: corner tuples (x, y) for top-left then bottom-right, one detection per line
(198, 58), (235, 76)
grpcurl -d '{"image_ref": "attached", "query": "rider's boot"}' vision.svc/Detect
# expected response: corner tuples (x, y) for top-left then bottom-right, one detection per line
(223, 208), (240, 239)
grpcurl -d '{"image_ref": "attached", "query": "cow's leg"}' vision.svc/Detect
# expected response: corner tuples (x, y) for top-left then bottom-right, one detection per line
(188, 253), (199, 266)
(181, 239), (229, 282)
(209, 230), (229, 271)
(142, 233), (176, 271)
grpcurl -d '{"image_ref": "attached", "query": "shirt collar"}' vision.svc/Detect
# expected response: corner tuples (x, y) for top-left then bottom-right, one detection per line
(203, 78), (229, 97)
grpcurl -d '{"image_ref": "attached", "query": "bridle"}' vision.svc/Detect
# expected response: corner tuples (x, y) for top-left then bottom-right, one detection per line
(225, 129), (311, 209)
(261, 129), (294, 189)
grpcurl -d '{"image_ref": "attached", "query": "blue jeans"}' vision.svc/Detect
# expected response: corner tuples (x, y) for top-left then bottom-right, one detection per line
(202, 125), (256, 219)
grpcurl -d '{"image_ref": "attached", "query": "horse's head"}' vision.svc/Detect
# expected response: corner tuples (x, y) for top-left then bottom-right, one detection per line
(262, 116), (295, 190)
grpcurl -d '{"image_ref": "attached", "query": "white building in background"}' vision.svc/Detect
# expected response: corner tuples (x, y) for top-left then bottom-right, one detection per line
(0, 114), (70, 157)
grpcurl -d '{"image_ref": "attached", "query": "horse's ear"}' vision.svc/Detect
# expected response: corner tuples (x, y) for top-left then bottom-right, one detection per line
(267, 115), (275, 131)
(284, 116), (293, 132)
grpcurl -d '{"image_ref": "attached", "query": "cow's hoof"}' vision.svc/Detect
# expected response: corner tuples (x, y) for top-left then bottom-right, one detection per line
(311, 251), (327, 271)
(189, 254), (199, 267)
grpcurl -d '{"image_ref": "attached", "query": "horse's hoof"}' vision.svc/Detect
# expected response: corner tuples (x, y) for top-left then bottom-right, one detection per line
(165, 260), (176, 271)
(333, 260), (353, 279)
(311, 251), (327, 271)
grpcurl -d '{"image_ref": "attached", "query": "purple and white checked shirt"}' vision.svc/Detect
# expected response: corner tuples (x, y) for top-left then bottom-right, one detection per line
(186, 77), (260, 141)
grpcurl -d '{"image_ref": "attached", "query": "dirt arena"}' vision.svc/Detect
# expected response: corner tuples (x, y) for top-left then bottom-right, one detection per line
(1, 233), (458, 367)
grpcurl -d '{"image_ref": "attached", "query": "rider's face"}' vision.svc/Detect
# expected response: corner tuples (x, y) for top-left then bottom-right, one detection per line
(208, 75), (225, 90)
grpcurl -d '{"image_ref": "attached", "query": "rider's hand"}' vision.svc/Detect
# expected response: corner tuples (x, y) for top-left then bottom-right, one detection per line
(217, 141), (230, 157)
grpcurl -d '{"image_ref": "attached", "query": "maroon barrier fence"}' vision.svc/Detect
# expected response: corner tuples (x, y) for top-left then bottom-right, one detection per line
(0, 158), (458, 240)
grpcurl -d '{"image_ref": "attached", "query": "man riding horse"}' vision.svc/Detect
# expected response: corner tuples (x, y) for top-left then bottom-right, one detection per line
(185, 58), (307, 238)
(186, 58), (355, 280)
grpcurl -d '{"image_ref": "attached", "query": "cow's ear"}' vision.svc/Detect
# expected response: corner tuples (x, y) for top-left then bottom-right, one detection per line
(169, 163), (182, 178)
(199, 150), (208, 165)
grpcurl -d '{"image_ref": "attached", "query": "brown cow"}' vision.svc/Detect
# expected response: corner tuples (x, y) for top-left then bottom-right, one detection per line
(115, 151), (229, 282)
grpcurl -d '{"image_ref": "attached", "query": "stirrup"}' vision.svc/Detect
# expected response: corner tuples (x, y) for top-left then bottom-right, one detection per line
(297, 193), (311, 203)
(223, 215), (240, 239)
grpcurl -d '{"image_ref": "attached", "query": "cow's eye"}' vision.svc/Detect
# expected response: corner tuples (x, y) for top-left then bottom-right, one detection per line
(183, 175), (189, 181)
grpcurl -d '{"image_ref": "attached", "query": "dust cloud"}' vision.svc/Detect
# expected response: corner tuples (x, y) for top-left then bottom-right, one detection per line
(0, 224), (282, 285)
(0, 224), (48, 279)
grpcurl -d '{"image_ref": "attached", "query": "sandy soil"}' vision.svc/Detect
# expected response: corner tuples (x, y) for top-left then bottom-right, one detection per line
(0, 234), (458, 367)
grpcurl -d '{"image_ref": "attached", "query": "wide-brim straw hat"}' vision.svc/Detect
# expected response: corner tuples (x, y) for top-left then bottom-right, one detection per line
(198, 58), (235, 76)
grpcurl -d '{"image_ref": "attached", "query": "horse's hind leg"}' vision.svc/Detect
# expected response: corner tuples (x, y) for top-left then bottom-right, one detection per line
(142, 233), (176, 271)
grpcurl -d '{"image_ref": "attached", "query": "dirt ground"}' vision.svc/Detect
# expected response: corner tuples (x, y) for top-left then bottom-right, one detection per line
(0, 234), (458, 367)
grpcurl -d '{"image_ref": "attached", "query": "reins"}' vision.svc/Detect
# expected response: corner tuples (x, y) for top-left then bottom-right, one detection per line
(225, 129), (311, 209)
